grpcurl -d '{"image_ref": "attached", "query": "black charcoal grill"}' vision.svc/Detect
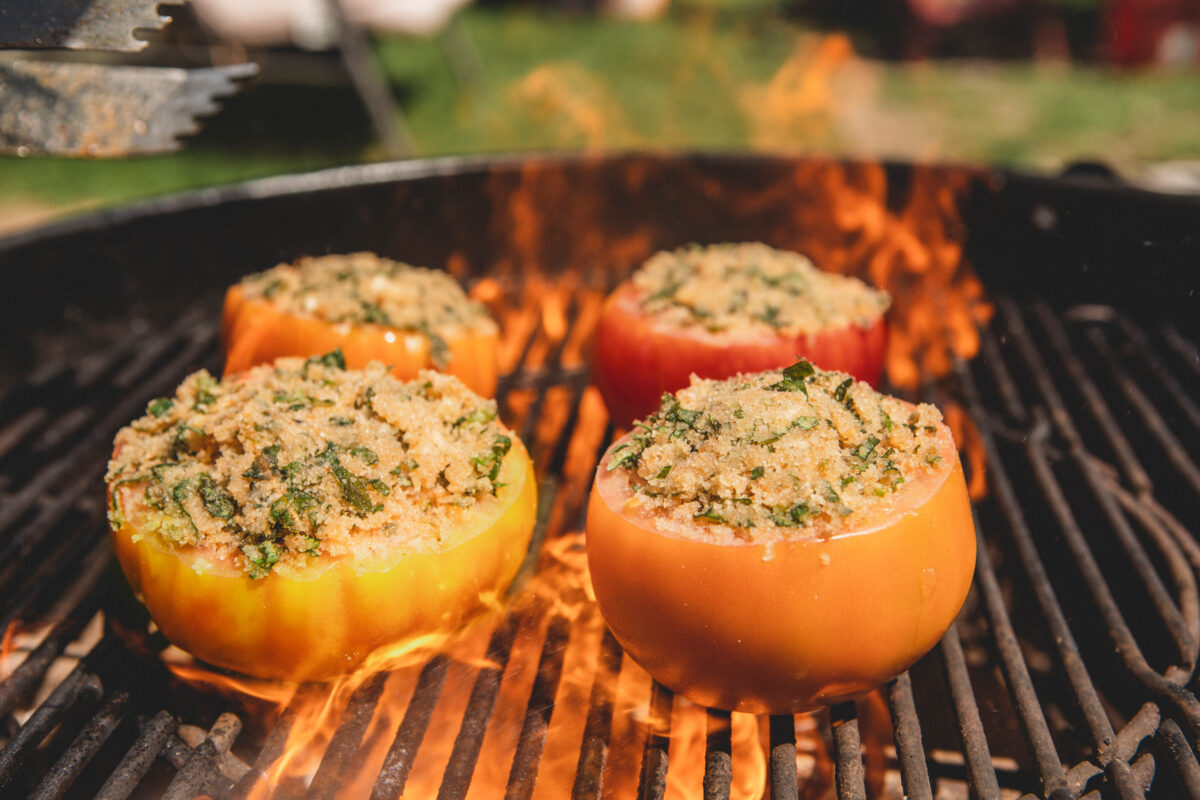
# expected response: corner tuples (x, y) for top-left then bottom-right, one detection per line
(0, 153), (1198, 800)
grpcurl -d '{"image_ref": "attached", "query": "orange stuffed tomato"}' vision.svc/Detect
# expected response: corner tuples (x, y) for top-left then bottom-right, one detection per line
(106, 356), (535, 682)
(586, 362), (975, 714)
(593, 243), (889, 427)
(223, 252), (499, 396)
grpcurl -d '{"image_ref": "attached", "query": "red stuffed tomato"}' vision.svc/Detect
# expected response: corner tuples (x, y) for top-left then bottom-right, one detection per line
(586, 417), (975, 714)
(593, 282), (887, 427)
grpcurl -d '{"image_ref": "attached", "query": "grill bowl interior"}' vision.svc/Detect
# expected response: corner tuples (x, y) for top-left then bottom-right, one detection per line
(0, 153), (1198, 800)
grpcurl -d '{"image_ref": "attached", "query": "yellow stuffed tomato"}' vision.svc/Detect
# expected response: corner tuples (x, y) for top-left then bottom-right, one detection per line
(586, 361), (975, 714)
(106, 354), (534, 681)
(223, 252), (499, 396)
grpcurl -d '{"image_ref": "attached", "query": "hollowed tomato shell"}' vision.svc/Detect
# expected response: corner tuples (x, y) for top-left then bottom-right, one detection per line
(222, 285), (500, 396)
(108, 438), (536, 682)
(592, 283), (888, 427)
(586, 424), (975, 714)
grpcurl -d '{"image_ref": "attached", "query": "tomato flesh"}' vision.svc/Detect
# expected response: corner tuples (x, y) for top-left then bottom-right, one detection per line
(222, 286), (499, 396)
(109, 438), (537, 682)
(586, 423), (975, 714)
(593, 283), (887, 427)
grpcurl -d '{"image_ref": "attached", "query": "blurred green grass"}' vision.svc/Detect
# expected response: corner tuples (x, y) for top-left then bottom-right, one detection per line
(2, 4), (1198, 220)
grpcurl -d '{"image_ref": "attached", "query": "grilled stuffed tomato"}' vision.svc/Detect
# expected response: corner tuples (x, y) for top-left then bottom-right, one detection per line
(106, 354), (535, 681)
(586, 361), (975, 714)
(223, 252), (499, 396)
(593, 243), (888, 427)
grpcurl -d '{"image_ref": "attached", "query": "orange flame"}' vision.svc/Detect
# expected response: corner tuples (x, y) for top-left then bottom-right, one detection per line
(510, 63), (637, 151)
(740, 35), (855, 152)
(0, 621), (18, 682)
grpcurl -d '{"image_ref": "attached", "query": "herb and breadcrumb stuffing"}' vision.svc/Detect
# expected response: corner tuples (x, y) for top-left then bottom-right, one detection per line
(605, 361), (944, 544)
(106, 352), (515, 578)
(238, 252), (496, 368)
(632, 242), (889, 336)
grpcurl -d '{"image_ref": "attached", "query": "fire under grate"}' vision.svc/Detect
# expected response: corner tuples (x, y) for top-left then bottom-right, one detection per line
(0, 270), (1198, 800)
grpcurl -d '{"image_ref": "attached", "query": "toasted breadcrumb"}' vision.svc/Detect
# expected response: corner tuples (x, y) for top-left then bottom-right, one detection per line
(605, 361), (944, 544)
(239, 252), (496, 367)
(107, 354), (514, 577)
(631, 242), (889, 336)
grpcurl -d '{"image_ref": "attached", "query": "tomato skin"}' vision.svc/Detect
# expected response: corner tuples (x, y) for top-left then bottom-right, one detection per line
(108, 438), (536, 682)
(222, 285), (499, 396)
(592, 283), (887, 427)
(586, 426), (975, 714)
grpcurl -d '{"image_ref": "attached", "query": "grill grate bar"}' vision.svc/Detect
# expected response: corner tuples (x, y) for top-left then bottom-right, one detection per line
(0, 585), (103, 720)
(1004, 303), (1200, 683)
(307, 671), (391, 800)
(0, 660), (103, 789)
(93, 709), (178, 800)
(767, 714), (799, 800)
(163, 737), (230, 800)
(1064, 703), (1160, 793)
(969, 521), (1070, 797)
(0, 311), (213, 531)
(161, 713), (243, 800)
(1032, 302), (1151, 493)
(954, 348), (1123, 759)
(369, 655), (451, 800)
(570, 627), (623, 800)
(28, 688), (129, 800)
(1026, 420), (1197, 793)
(1155, 717), (1200, 795)
(1159, 324), (1200, 381)
(938, 625), (1003, 799)
(0, 317), (216, 557)
(1115, 317), (1200, 433)
(977, 321), (1030, 423)
(0, 406), (48, 462)
(0, 532), (107, 654)
(885, 673), (933, 800)
(701, 709), (731, 800)
(504, 613), (572, 800)
(830, 703), (867, 800)
(636, 681), (672, 800)
(436, 613), (523, 800)
(1082, 324), (1200, 497)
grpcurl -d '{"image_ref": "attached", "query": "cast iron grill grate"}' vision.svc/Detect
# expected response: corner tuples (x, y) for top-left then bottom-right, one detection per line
(0, 273), (1197, 799)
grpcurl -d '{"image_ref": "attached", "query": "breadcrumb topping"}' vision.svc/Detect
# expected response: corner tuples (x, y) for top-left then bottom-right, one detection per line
(238, 252), (496, 367)
(107, 353), (515, 577)
(605, 361), (945, 544)
(631, 242), (889, 336)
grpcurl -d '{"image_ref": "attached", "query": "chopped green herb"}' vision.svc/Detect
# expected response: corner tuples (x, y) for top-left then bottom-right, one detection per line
(303, 349), (346, 375)
(833, 378), (854, 403)
(361, 302), (393, 325)
(417, 321), (451, 369)
(694, 507), (728, 524)
(147, 397), (174, 418)
(656, 465), (671, 479)
(242, 540), (282, 579)
(192, 374), (219, 411)
(471, 434), (512, 483)
(853, 435), (880, 461)
(318, 443), (388, 515)
(196, 475), (237, 520)
(350, 446), (379, 466)
(750, 466), (764, 480)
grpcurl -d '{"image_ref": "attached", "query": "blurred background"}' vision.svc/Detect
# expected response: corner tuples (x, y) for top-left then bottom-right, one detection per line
(2, 0), (1199, 235)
